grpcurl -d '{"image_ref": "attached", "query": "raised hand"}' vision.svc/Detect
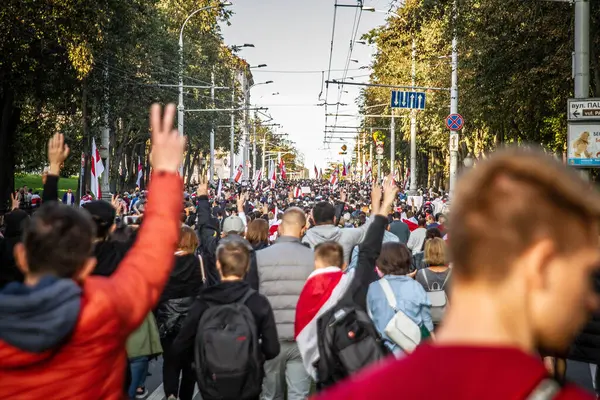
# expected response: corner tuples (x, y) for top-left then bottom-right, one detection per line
(48, 133), (70, 176)
(149, 104), (186, 173)
(340, 189), (347, 204)
(371, 180), (382, 209)
(10, 192), (19, 211)
(197, 171), (209, 197)
(381, 175), (399, 212)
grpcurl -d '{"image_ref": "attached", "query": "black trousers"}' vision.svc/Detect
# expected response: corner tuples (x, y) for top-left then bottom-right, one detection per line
(162, 337), (196, 400)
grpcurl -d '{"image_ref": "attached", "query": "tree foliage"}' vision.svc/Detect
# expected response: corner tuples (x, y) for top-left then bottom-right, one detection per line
(0, 0), (249, 209)
(360, 0), (600, 189)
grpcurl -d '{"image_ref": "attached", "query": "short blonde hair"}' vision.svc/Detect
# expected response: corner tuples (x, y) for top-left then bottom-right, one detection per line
(178, 225), (199, 254)
(424, 238), (446, 266)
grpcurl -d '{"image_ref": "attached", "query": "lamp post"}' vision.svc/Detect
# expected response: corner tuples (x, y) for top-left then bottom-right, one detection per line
(178, 2), (232, 141)
(244, 80), (273, 179)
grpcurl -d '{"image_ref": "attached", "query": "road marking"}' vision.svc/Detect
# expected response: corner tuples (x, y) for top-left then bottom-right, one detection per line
(147, 383), (199, 400)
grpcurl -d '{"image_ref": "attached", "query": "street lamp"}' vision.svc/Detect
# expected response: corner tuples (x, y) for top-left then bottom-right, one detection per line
(231, 43), (255, 51)
(463, 154), (474, 168)
(178, 1), (232, 143)
(251, 64), (267, 68)
(243, 80), (274, 179)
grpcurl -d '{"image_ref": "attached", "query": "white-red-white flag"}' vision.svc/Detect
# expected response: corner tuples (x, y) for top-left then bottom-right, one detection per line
(314, 164), (318, 179)
(136, 157), (143, 188)
(329, 168), (338, 187)
(217, 178), (222, 198)
(269, 160), (276, 188)
(279, 158), (287, 180)
(90, 138), (104, 199)
(294, 186), (301, 198)
(234, 165), (243, 183)
(342, 160), (347, 177)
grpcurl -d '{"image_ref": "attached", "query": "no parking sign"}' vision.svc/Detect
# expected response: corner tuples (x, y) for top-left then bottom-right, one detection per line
(445, 113), (464, 131)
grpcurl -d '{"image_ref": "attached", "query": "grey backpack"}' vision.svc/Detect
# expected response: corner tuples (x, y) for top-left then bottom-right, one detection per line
(420, 269), (451, 324)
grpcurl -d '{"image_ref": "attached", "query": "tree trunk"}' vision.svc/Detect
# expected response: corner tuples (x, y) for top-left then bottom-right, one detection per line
(0, 86), (19, 213)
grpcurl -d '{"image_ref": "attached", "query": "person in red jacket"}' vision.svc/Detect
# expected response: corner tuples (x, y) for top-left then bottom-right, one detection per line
(0, 104), (185, 399)
(315, 148), (600, 400)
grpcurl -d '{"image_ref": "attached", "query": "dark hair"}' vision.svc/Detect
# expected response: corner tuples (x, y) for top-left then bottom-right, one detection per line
(217, 240), (250, 278)
(313, 202), (336, 225)
(23, 202), (95, 278)
(246, 219), (269, 246)
(417, 217), (426, 227)
(393, 211), (402, 220)
(314, 241), (344, 268)
(377, 242), (412, 276)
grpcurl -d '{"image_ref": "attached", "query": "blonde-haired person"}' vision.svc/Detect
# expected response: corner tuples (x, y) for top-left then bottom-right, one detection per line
(415, 238), (451, 295)
(155, 225), (205, 400)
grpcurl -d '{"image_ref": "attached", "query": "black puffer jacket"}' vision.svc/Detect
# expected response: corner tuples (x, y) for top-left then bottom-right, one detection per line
(568, 275), (600, 364)
(155, 254), (204, 340)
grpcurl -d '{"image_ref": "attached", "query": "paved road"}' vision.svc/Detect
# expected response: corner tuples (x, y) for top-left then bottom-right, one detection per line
(143, 357), (201, 400)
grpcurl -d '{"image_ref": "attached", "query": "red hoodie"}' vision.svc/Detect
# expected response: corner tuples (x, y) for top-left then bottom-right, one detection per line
(314, 344), (593, 400)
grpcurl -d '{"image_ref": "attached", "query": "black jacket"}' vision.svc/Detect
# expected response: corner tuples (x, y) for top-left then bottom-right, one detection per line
(91, 238), (135, 277)
(568, 314), (600, 364)
(170, 280), (280, 365)
(155, 254), (205, 340)
(196, 195), (259, 291)
(341, 214), (387, 311)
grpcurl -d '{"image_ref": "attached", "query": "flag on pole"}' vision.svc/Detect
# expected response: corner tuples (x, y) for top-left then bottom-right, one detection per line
(404, 169), (410, 190)
(329, 168), (338, 187)
(234, 165), (243, 183)
(90, 138), (104, 199)
(314, 164), (319, 179)
(294, 186), (301, 198)
(136, 157), (143, 188)
(279, 158), (287, 180)
(269, 161), (276, 188)
(319, 168), (323, 180)
(217, 178), (222, 198)
(342, 160), (347, 177)
(365, 161), (372, 181)
(253, 169), (262, 189)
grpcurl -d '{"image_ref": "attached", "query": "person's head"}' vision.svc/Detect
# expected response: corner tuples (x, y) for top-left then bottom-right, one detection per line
(221, 216), (245, 238)
(425, 214), (435, 224)
(279, 207), (307, 238)
(82, 201), (117, 240)
(67, 189), (72, 194)
(376, 242), (412, 276)
(406, 210), (414, 219)
(216, 239), (250, 279)
(178, 225), (199, 254)
(246, 218), (269, 246)
(312, 201), (336, 225)
(392, 211), (401, 220)
(437, 213), (447, 225)
(417, 217), (426, 227)
(15, 202), (96, 283)
(424, 238), (447, 266)
(450, 147), (600, 354)
(314, 241), (345, 270)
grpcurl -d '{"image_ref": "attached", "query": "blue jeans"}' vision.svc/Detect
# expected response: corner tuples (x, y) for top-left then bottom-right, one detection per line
(128, 356), (149, 399)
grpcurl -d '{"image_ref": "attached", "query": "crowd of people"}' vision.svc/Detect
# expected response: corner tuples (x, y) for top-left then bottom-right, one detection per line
(1, 104), (600, 400)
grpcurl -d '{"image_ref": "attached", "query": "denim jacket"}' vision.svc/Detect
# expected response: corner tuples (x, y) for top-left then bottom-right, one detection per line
(367, 275), (433, 352)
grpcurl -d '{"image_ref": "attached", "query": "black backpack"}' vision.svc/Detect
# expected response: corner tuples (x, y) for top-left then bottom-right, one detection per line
(314, 304), (389, 390)
(194, 289), (262, 400)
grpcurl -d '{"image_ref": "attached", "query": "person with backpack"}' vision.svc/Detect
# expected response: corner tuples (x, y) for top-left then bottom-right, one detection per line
(415, 237), (451, 327)
(314, 148), (600, 399)
(0, 104), (186, 399)
(170, 239), (280, 400)
(366, 242), (433, 355)
(295, 178), (397, 389)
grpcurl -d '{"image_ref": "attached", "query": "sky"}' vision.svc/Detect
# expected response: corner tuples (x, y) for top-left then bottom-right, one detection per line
(220, 0), (392, 173)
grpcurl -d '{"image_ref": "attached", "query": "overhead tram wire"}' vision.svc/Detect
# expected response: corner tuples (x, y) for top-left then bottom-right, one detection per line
(323, 0), (340, 144)
(332, 6), (363, 140)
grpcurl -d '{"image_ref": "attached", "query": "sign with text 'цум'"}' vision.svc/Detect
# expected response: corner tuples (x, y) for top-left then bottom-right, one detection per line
(568, 99), (600, 121)
(391, 91), (426, 110)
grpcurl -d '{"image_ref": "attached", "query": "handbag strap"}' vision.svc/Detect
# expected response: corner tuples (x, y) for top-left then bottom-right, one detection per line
(525, 378), (561, 400)
(378, 278), (398, 312)
(198, 254), (206, 283)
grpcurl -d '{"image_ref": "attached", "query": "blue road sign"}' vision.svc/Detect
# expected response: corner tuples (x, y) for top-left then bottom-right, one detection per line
(445, 113), (464, 131)
(391, 91), (426, 110)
